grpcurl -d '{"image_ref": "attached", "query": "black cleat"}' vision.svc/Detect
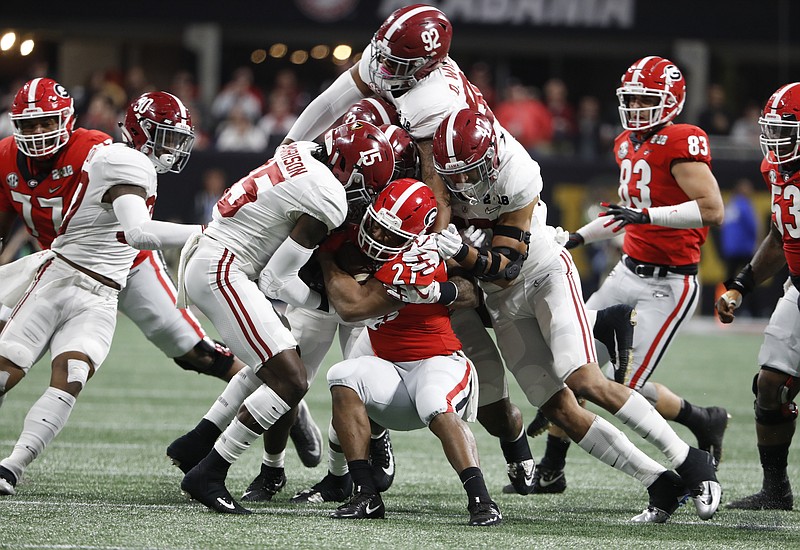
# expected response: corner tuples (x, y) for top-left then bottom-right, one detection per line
(467, 497), (502, 526)
(727, 488), (793, 511)
(631, 470), (689, 523)
(290, 472), (353, 504)
(676, 447), (722, 520)
(369, 431), (395, 493)
(693, 406), (729, 469)
(241, 465), (287, 502)
(593, 304), (636, 384)
(0, 465), (17, 496)
(290, 400), (323, 468)
(532, 465), (567, 494)
(181, 465), (251, 515)
(504, 459), (535, 495)
(526, 409), (551, 438)
(330, 490), (385, 519)
(167, 419), (220, 474)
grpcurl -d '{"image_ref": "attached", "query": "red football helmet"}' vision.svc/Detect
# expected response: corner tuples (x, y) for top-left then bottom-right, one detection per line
(380, 123), (420, 180)
(121, 91), (195, 174)
(358, 178), (438, 261)
(432, 109), (499, 205)
(342, 97), (399, 127)
(369, 4), (452, 93)
(760, 82), (800, 167)
(10, 78), (75, 158)
(323, 120), (395, 211)
(616, 56), (686, 131)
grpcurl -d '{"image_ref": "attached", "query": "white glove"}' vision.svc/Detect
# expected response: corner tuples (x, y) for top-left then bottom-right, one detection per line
(402, 234), (441, 276)
(435, 223), (464, 260)
(384, 280), (441, 304)
(462, 225), (487, 248)
(552, 226), (570, 246)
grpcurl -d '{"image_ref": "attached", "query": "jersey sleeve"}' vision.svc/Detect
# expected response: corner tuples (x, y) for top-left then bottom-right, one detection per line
(295, 173), (348, 231)
(87, 145), (157, 197)
(400, 85), (461, 140)
(665, 124), (713, 166)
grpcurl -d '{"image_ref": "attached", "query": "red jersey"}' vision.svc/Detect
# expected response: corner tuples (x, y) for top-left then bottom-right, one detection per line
(0, 128), (112, 248)
(369, 256), (461, 363)
(614, 123), (711, 265)
(761, 158), (800, 276)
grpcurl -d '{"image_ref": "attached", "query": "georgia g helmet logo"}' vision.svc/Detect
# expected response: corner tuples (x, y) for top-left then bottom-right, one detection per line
(662, 65), (682, 84)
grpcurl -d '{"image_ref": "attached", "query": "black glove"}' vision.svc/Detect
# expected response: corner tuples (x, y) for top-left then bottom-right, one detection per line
(599, 202), (650, 229)
(565, 232), (584, 250)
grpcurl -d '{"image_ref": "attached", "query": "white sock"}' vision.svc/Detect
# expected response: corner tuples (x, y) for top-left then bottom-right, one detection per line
(328, 422), (348, 476)
(262, 450), (285, 469)
(577, 416), (664, 487)
(0, 387), (76, 480)
(214, 417), (259, 464)
(204, 365), (261, 430)
(243, 384), (291, 431)
(615, 391), (690, 467)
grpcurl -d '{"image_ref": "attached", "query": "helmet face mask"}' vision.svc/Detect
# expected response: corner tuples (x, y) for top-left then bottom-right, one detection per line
(10, 78), (75, 159)
(616, 56), (685, 132)
(760, 83), (800, 167)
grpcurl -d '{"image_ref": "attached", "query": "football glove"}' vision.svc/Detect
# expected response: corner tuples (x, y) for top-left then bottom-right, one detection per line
(599, 202), (650, 230)
(435, 224), (464, 260)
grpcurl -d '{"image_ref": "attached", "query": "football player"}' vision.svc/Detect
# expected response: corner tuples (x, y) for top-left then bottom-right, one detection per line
(554, 57), (729, 486)
(174, 121), (396, 514)
(0, 90), (203, 496)
(319, 178), (501, 526)
(432, 108), (722, 523)
(717, 82), (800, 511)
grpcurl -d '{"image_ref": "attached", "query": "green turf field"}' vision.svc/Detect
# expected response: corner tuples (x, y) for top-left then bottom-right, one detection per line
(1, 315), (798, 549)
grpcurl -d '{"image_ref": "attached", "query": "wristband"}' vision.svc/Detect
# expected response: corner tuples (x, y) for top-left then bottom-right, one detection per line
(725, 263), (755, 297)
(437, 281), (458, 306)
(453, 243), (469, 262)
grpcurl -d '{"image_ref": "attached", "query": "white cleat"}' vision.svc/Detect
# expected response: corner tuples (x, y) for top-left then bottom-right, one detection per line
(630, 506), (671, 523)
(693, 480), (722, 520)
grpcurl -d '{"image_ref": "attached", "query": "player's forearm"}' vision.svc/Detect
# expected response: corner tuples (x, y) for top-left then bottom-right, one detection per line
(319, 254), (397, 321)
(113, 194), (201, 250)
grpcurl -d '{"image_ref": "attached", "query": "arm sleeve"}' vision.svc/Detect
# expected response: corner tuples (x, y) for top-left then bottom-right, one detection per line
(259, 236), (322, 309)
(284, 70), (367, 142)
(113, 194), (202, 250)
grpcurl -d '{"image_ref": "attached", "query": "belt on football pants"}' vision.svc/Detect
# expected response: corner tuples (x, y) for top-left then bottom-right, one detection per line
(55, 253), (122, 290)
(623, 255), (698, 278)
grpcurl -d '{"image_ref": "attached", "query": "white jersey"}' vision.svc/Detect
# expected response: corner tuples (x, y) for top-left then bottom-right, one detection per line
(204, 142), (347, 278)
(51, 143), (157, 287)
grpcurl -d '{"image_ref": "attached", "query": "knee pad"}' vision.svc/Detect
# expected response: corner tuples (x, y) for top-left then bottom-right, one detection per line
(0, 370), (9, 393)
(173, 338), (234, 378)
(66, 359), (90, 389)
(755, 401), (798, 425)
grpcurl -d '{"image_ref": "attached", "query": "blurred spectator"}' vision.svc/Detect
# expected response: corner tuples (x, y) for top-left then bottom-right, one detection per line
(272, 68), (309, 114)
(211, 66), (264, 127)
(719, 177), (758, 281)
(467, 61), (496, 109)
(194, 168), (228, 224)
(574, 95), (613, 160)
(494, 80), (552, 152)
(73, 69), (127, 119)
(258, 91), (298, 156)
(215, 105), (268, 152)
(730, 101), (762, 148)
(169, 70), (211, 150)
(698, 83), (734, 136)
(543, 78), (576, 154)
(125, 65), (154, 101)
(81, 94), (122, 139)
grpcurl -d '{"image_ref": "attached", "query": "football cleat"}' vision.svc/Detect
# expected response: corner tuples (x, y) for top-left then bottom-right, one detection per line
(369, 431), (395, 493)
(467, 497), (502, 526)
(532, 465), (567, 494)
(506, 459), (535, 495)
(241, 465), (287, 502)
(290, 400), (323, 468)
(631, 470), (689, 523)
(676, 447), (722, 520)
(593, 304), (636, 384)
(526, 409), (551, 438)
(181, 466), (251, 515)
(330, 490), (385, 519)
(0, 465), (17, 496)
(726, 488), (793, 511)
(290, 472), (353, 504)
(693, 406), (729, 469)
(166, 419), (219, 474)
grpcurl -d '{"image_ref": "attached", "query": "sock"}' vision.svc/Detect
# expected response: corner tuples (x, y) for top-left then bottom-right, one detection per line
(204, 366), (261, 430)
(758, 442), (791, 492)
(328, 423), (349, 476)
(576, 416), (663, 488)
(262, 450), (285, 469)
(348, 459), (376, 494)
(214, 417), (259, 464)
(615, 391), (689, 467)
(0, 387), (75, 481)
(540, 434), (571, 470)
(459, 466), (490, 502)
(499, 427), (533, 463)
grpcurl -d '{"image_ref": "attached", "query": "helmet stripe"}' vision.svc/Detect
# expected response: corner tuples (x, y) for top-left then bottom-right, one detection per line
(163, 91), (188, 120)
(365, 98), (392, 124)
(769, 83), (800, 113)
(384, 5), (440, 40)
(630, 56), (657, 83)
(389, 180), (427, 215)
(27, 77), (43, 104)
(445, 111), (458, 160)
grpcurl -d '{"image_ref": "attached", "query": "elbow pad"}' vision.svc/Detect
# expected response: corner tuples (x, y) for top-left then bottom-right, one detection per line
(124, 225), (162, 250)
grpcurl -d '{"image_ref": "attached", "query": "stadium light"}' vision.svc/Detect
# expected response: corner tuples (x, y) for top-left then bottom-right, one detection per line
(269, 43), (287, 58)
(289, 50), (308, 64)
(251, 49), (267, 64)
(20, 39), (34, 56)
(332, 44), (351, 61)
(0, 32), (15, 51)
